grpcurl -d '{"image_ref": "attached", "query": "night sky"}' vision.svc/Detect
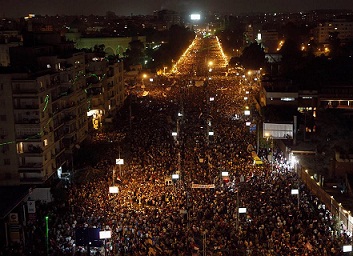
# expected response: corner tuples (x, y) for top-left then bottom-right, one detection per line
(1, 0), (353, 18)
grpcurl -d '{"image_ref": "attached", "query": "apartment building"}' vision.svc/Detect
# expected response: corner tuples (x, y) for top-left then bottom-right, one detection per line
(0, 31), (125, 185)
(85, 54), (125, 129)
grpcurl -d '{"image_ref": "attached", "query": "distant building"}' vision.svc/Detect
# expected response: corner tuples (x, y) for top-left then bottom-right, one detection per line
(154, 9), (182, 29)
(244, 24), (281, 53)
(312, 19), (353, 44)
(0, 30), (22, 67)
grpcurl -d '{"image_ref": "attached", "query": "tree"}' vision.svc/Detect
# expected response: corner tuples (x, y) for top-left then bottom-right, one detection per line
(123, 40), (145, 69)
(146, 25), (195, 71)
(328, 31), (342, 58)
(279, 39), (303, 78)
(239, 42), (265, 69)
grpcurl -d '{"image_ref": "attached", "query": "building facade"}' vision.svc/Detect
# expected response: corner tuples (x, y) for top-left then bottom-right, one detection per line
(0, 32), (125, 186)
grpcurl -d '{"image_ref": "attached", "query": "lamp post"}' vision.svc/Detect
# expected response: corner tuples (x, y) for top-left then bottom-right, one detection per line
(116, 148), (124, 178)
(236, 176), (245, 231)
(99, 230), (112, 256)
(45, 215), (49, 256)
(265, 133), (274, 172)
(142, 73), (147, 88)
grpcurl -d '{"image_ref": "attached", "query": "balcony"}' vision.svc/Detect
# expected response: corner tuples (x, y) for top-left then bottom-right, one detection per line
(19, 145), (43, 154)
(13, 104), (40, 110)
(16, 133), (41, 141)
(12, 87), (43, 95)
(20, 177), (45, 184)
(15, 118), (40, 124)
(18, 162), (43, 170)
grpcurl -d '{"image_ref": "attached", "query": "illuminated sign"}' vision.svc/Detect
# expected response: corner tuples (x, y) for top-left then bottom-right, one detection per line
(109, 186), (119, 193)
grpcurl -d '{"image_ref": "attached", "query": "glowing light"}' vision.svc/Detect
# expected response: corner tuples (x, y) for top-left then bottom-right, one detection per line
(190, 14), (201, 20)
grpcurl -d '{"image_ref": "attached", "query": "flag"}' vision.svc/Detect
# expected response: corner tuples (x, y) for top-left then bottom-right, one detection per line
(305, 241), (313, 251)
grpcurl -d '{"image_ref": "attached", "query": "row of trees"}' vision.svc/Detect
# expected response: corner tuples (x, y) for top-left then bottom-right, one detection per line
(85, 24), (194, 73)
(224, 29), (353, 88)
(120, 25), (195, 72)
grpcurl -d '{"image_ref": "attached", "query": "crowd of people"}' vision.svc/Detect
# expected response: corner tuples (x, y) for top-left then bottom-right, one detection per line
(4, 36), (352, 256)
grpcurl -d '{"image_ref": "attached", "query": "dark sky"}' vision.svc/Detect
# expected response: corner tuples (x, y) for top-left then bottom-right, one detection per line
(1, 0), (353, 17)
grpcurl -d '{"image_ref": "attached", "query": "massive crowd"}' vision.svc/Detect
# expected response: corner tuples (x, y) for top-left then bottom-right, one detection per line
(3, 37), (352, 256)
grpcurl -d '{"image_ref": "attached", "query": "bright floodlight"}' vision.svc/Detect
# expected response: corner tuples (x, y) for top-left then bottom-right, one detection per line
(190, 13), (201, 20)
(172, 174), (179, 179)
(244, 110), (250, 116)
(246, 122), (251, 126)
(208, 131), (214, 136)
(99, 230), (112, 239)
(172, 132), (177, 137)
(343, 245), (352, 252)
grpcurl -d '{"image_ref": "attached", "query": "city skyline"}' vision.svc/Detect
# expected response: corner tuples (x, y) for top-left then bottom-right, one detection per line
(1, 0), (353, 18)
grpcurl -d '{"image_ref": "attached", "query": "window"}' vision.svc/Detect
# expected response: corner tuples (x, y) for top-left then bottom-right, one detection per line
(2, 144), (9, 153)
(44, 139), (48, 146)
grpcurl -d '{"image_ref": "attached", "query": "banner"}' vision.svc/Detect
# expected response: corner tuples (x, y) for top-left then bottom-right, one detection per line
(191, 184), (215, 189)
